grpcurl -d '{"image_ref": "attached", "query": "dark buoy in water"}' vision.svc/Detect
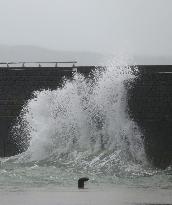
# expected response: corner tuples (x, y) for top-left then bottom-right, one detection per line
(78, 177), (89, 189)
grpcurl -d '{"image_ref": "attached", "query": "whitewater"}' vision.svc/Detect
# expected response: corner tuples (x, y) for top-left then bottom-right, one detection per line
(0, 60), (171, 194)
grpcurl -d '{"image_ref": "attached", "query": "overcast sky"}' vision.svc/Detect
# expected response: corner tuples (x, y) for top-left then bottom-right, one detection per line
(0, 0), (172, 56)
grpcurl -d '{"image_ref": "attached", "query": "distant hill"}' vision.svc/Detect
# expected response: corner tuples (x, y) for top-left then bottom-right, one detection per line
(0, 45), (108, 66)
(0, 45), (172, 66)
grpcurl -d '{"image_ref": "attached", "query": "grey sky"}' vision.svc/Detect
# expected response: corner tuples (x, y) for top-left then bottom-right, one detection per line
(0, 0), (172, 56)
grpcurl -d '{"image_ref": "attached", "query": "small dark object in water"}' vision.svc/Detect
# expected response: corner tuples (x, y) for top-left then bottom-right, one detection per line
(78, 177), (89, 189)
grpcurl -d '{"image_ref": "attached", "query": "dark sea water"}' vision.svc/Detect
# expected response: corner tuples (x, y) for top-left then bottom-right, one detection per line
(0, 61), (171, 204)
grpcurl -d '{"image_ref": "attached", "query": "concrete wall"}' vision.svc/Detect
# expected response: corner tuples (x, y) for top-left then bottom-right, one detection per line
(0, 66), (94, 156)
(127, 65), (172, 168)
(0, 65), (171, 168)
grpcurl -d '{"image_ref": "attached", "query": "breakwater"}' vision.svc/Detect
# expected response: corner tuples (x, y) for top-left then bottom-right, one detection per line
(0, 66), (95, 157)
(0, 65), (171, 168)
(127, 65), (172, 168)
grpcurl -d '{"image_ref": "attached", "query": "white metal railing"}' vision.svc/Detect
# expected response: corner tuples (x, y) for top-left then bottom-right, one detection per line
(0, 61), (77, 68)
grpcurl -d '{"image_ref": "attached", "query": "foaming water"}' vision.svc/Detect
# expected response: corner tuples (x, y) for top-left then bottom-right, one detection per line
(0, 60), (171, 190)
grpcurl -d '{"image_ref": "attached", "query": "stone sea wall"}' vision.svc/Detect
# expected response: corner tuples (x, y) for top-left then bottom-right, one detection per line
(0, 65), (171, 168)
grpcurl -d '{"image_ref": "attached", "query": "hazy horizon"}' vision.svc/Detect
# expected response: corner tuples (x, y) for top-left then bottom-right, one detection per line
(0, 44), (172, 65)
(0, 0), (172, 60)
